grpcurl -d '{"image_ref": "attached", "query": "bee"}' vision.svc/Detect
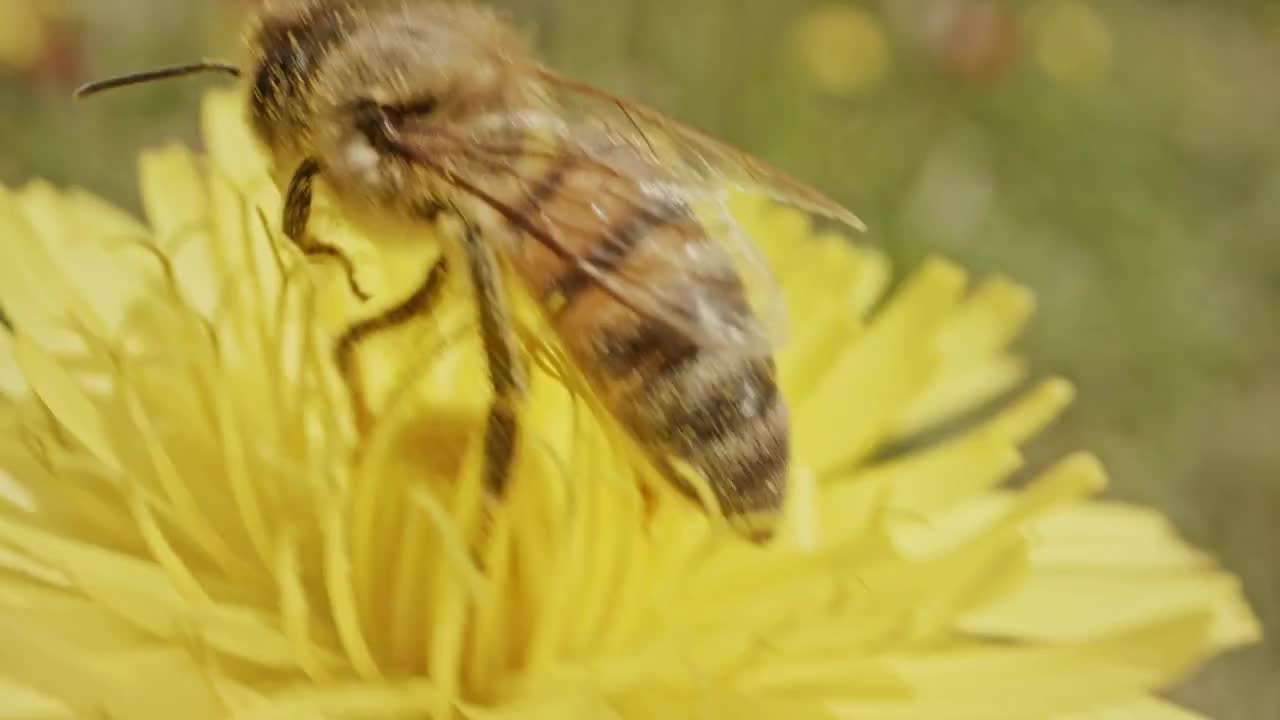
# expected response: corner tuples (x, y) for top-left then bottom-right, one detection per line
(76, 0), (863, 541)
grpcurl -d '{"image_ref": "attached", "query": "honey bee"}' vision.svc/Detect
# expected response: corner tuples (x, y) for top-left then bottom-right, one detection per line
(77, 0), (863, 541)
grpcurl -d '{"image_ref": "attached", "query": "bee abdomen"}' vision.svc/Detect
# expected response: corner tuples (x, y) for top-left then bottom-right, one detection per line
(585, 313), (790, 537)
(646, 346), (789, 530)
(517, 155), (790, 537)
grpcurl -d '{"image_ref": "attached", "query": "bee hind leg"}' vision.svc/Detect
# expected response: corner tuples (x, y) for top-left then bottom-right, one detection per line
(283, 157), (371, 301)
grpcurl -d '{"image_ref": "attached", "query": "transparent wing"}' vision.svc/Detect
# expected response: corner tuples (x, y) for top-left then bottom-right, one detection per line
(530, 66), (867, 234)
(387, 106), (791, 355)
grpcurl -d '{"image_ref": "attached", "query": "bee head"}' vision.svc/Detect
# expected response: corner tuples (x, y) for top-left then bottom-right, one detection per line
(79, 0), (537, 171)
(247, 1), (362, 153)
(249, 2), (534, 155)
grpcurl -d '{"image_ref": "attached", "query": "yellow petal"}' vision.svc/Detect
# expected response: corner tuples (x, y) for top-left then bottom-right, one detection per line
(138, 147), (209, 246)
(961, 566), (1259, 648)
(0, 330), (28, 395)
(202, 90), (278, 197)
(0, 189), (94, 352)
(0, 677), (73, 719)
(1055, 696), (1209, 720)
(0, 607), (226, 720)
(833, 612), (1215, 720)
(0, 518), (329, 672)
(871, 379), (1077, 516)
(12, 335), (121, 472)
(796, 258), (967, 471)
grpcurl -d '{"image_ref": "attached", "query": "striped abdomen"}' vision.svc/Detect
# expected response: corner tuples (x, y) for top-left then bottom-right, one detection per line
(501, 154), (790, 539)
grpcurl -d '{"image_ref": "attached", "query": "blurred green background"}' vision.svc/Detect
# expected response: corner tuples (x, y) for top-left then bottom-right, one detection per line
(1, 0), (1276, 715)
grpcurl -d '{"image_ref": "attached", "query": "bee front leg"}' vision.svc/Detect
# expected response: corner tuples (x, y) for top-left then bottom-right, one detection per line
(456, 216), (527, 499)
(283, 157), (371, 301)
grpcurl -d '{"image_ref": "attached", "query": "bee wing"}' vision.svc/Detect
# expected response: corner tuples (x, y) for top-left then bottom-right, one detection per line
(539, 184), (789, 356)
(387, 112), (788, 355)
(530, 66), (867, 234)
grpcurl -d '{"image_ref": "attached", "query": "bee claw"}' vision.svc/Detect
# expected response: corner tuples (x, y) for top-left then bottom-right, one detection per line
(349, 277), (373, 302)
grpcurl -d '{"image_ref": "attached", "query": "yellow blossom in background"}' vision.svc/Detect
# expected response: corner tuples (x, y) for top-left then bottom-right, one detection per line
(0, 89), (1259, 719)
(791, 4), (890, 96)
(1031, 0), (1115, 90)
(0, 0), (69, 71)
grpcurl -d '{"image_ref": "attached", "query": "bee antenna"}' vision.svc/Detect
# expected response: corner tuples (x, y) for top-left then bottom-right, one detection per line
(74, 61), (241, 100)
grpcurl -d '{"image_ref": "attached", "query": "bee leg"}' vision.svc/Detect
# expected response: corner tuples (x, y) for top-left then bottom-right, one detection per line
(456, 216), (527, 499)
(333, 258), (449, 429)
(283, 157), (371, 301)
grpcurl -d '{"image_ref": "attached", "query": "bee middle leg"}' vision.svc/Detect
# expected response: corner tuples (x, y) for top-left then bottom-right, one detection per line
(456, 217), (527, 498)
(283, 157), (371, 301)
(328, 210), (526, 500)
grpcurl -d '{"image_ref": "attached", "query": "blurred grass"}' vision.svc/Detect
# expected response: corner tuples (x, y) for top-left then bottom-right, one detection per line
(2, 0), (1277, 716)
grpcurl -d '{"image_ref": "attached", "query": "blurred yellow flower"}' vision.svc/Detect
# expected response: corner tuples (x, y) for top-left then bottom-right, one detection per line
(791, 4), (891, 96)
(0, 0), (68, 71)
(0, 90), (1259, 719)
(1031, 0), (1115, 89)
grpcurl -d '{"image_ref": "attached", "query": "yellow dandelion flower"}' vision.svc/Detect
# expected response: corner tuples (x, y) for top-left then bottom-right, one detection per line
(0, 90), (1259, 720)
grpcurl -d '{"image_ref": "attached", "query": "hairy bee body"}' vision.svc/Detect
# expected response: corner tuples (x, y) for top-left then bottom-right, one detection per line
(499, 151), (789, 531)
(240, 0), (793, 537)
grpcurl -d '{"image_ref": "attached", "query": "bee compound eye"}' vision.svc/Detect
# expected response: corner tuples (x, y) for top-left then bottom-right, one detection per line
(249, 5), (347, 118)
(345, 99), (398, 151)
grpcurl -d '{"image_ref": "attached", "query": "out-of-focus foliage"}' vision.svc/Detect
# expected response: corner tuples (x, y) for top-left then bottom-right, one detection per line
(0, 0), (1275, 716)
